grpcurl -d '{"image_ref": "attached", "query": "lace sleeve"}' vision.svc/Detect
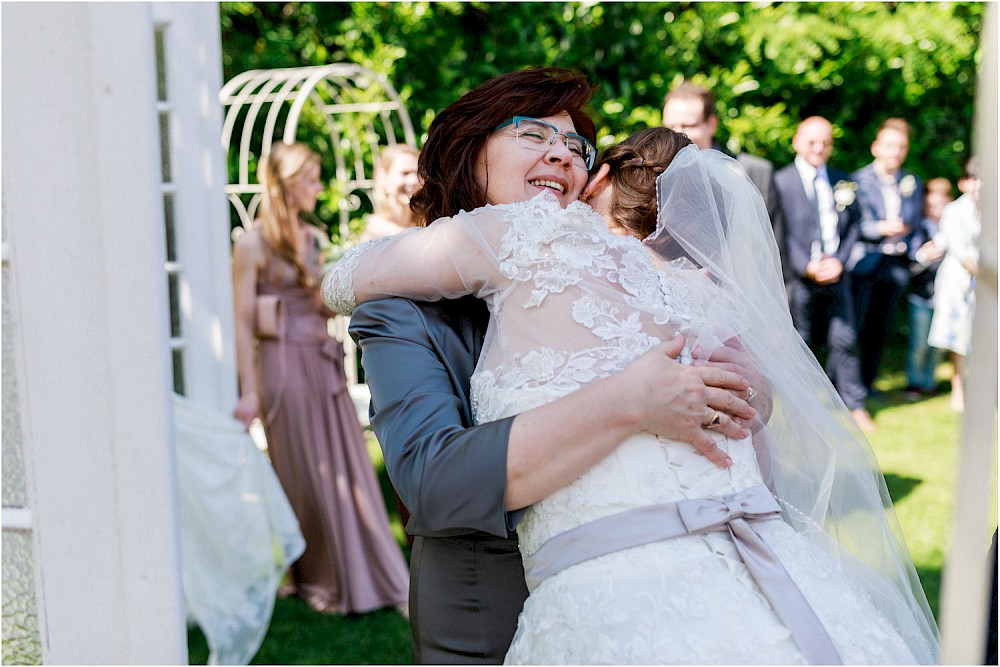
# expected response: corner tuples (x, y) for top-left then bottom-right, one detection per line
(320, 208), (508, 316)
(321, 238), (387, 315)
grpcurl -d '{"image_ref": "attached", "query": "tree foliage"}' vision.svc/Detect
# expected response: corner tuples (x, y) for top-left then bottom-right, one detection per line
(220, 1), (984, 192)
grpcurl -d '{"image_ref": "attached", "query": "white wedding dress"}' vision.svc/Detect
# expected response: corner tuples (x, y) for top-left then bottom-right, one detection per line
(324, 166), (937, 664)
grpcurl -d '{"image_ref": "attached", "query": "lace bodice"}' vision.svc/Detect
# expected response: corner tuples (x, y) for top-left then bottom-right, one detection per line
(324, 193), (737, 405)
(323, 192), (756, 542)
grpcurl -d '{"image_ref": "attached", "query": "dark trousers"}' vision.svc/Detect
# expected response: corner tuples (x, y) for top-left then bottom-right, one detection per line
(851, 255), (911, 391)
(790, 277), (867, 410)
(409, 533), (528, 664)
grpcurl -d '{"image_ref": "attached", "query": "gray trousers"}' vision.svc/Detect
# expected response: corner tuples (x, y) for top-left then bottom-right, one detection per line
(409, 533), (528, 664)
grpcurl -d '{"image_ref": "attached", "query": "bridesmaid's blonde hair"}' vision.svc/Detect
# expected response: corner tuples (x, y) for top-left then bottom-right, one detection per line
(258, 141), (321, 287)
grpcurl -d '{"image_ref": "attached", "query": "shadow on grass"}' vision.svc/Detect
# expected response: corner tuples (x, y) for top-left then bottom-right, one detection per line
(915, 564), (943, 620)
(883, 472), (923, 504)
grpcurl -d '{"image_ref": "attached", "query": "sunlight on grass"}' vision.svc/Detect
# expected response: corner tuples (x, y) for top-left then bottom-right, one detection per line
(866, 353), (998, 618)
(189, 347), (995, 664)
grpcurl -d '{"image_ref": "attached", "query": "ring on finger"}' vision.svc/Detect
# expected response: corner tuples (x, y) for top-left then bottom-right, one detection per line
(747, 386), (758, 401)
(703, 411), (723, 430)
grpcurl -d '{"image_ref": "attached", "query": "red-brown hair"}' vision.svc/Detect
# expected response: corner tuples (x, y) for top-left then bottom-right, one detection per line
(410, 67), (597, 226)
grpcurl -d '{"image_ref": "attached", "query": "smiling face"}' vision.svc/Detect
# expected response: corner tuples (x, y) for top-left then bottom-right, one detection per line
(792, 117), (834, 168)
(871, 127), (909, 175)
(474, 112), (589, 208)
(380, 152), (420, 206)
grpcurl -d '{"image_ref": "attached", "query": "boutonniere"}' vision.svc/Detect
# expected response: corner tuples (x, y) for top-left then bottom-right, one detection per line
(833, 180), (857, 211)
(899, 174), (917, 198)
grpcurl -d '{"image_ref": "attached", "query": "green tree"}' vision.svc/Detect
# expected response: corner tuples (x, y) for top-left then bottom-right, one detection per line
(220, 2), (984, 204)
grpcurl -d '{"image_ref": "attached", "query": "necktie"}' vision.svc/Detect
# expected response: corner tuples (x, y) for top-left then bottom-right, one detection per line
(813, 173), (835, 255)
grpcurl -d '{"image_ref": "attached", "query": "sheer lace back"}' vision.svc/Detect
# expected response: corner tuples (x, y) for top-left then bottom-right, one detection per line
(469, 195), (733, 424)
(324, 193), (735, 421)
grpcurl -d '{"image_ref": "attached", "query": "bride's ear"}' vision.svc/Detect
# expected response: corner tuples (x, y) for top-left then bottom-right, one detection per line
(581, 163), (612, 204)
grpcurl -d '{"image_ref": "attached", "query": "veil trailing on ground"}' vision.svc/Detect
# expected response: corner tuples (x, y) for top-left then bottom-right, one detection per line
(645, 145), (940, 663)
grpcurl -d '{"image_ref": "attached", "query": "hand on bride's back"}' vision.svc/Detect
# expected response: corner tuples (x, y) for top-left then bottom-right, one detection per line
(621, 338), (754, 468)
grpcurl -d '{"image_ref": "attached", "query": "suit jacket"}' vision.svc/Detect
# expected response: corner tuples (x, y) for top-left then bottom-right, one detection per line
(716, 145), (788, 281)
(849, 162), (923, 271)
(349, 296), (518, 538)
(351, 297), (527, 663)
(774, 162), (860, 280)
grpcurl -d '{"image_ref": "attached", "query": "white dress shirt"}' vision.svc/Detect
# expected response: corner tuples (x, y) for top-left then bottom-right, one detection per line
(794, 157), (840, 258)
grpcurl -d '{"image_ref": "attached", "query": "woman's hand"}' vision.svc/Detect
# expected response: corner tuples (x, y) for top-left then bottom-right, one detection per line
(693, 336), (772, 430)
(621, 337), (755, 468)
(233, 393), (260, 429)
(506, 336), (755, 510)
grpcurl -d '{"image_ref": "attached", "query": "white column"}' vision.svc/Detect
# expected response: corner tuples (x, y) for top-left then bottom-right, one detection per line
(1, 3), (186, 663)
(938, 3), (999, 664)
(153, 2), (238, 414)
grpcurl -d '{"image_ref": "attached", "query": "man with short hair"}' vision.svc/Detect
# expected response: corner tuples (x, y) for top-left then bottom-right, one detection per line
(663, 81), (787, 285)
(848, 118), (923, 393)
(774, 116), (874, 432)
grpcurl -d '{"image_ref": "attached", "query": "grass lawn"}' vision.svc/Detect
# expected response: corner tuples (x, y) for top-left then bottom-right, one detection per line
(187, 343), (996, 665)
(864, 345), (997, 618)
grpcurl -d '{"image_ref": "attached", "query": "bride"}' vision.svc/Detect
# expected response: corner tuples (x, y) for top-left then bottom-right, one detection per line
(323, 127), (939, 664)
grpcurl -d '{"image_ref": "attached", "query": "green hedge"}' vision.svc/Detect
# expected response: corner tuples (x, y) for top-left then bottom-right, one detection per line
(221, 2), (984, 217)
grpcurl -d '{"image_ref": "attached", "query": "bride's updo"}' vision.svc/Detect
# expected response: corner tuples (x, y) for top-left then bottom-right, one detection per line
(594, 128), (692, 240)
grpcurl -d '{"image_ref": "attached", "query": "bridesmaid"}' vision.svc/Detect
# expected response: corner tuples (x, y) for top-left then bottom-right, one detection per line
(360, 144), (421, 243)
(231, 141), (409, 615)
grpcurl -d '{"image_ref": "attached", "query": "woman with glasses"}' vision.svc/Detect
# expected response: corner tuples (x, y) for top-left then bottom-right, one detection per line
(324, 124), (938, 663)
(340, 68), (760, 664)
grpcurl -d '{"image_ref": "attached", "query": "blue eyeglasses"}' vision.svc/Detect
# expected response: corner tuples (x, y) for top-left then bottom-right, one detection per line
(493, 116), (597, 170)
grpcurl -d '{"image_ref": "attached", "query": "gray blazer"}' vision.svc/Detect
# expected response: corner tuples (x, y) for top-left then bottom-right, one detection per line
(350, 296), (527, 664)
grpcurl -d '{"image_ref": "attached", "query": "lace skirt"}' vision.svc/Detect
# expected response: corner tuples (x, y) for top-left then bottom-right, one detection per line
(504, 512), (917, 665)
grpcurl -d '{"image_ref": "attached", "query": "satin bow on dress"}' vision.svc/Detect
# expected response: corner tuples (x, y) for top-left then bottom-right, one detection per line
(522, 486), (842, 665)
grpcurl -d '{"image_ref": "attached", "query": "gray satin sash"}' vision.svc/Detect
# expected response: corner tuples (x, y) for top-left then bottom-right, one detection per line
(521, 486), (842, 665)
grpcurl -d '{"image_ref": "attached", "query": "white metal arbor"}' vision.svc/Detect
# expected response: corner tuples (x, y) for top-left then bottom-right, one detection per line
(219, 63), (417, 236)
(219, 63), (417, 388)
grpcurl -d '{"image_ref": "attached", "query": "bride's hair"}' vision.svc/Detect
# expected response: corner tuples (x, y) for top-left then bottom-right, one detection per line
(410, 67), (596, 226)
(594, 128), (692, 240)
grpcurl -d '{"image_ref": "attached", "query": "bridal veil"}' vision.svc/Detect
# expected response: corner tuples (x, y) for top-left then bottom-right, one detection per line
(645, 145), (940, 663)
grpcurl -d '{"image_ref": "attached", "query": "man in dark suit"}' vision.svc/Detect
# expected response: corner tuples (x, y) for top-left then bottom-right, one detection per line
(775, 116), (874, 433)
(848, 118), (923, 393)
(663, 81), (789, 287)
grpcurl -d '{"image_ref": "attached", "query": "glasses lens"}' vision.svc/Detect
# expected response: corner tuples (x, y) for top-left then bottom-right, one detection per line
(514, 119), (553, 147)
(513, 118), (594, 169)
(565, 134), (595, 167)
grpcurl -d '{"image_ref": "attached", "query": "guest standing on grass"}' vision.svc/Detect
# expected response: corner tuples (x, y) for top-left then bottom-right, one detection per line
(848, 118), (923, 394)
(231, 141), (409, 616)
(928, 157), (981, 413)
(905, 177), (953, 400)
(337, 68), (761, 664)
(773, 116), (873, 433)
